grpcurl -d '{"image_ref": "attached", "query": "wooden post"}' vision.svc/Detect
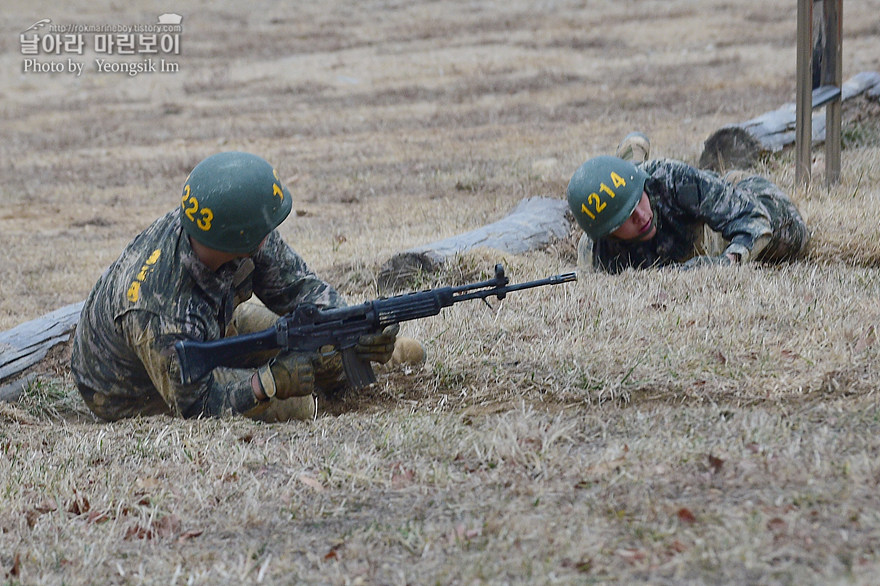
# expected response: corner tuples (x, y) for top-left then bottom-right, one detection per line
(796, 0), (843, 186)
(699, 71), (880, 171)
(795, 0), (814, 184)
(822, 0), (843, 185)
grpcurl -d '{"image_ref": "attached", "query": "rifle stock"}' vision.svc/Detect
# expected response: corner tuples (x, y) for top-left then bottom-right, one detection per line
(174, 263), (576, 387)
(176, 327), (280, 385)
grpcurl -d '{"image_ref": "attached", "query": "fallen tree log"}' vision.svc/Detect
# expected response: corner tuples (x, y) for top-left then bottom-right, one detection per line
(0, 301), (84, 400)
(0, 373), (38, 403)
(699, 71), (880, 171)
(377, 196), (572, 290)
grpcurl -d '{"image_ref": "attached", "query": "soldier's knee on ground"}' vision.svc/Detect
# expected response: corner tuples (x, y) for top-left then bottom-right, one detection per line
(229, 302), (279, 336)
(226, 303), (283, 365)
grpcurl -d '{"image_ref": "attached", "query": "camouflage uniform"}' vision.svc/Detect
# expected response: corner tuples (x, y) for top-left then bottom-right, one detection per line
(581, 159), (810, 273)
(71, 209), (343, 421)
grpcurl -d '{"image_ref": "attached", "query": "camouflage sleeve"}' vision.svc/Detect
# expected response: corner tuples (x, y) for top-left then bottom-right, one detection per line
(250, 230), (345, 314)
(122, 312), (262, 418)
(662, 160), (773, 262)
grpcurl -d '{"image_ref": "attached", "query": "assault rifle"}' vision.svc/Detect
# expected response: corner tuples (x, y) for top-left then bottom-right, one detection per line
(174, 264), (576, 388)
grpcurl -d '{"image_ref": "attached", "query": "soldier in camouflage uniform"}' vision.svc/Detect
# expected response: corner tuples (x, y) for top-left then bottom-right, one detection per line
(569, 133), (810, 273)
(71, 151), (401, 422)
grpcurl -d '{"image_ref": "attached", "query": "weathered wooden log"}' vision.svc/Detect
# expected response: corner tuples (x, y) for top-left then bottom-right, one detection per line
(0, 373), (38, 403)
(0, 301), (84, 397)
(377, 196), (572, 291)
(700, 71), (880, 171)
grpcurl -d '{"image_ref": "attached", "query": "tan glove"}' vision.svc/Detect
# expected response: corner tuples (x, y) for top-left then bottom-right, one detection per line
(256, 352), (315, 400)
(313, 345), (345, 388)
(355, 324), (399, 364)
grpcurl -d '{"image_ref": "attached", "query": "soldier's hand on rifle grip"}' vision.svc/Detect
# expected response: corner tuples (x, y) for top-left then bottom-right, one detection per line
(355, 323), (399, 364)
(256, 352), (316, 400)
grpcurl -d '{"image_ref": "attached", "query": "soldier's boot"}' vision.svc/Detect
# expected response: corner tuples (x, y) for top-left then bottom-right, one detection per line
(247, 394), (318, 422)
(616, 132), (651, 163)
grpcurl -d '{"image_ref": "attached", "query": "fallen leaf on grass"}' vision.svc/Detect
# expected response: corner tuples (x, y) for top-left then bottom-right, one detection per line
(767, 517), (787, 533)
(35, 500), (58, 514)
(124, 515), (181, 541)
(677, 508), (697, 524)
(10, 552), (21, 577)
(67, 493), (90, 516)
(707, 454), (725, 474)
(781, 349), (801, 360)
(561, 557), (593, 573)
(25, 500), (58, 528)
(390, 462), (415, 489)
(298, 474), (324, 492)
(87, 510), (111, 524)
(448, 523), (481, 544)
(746, 442), (762, 454)
(616, 548), (647, 563)
(178, 529), (204, 542)
(324, 540), (344, 560)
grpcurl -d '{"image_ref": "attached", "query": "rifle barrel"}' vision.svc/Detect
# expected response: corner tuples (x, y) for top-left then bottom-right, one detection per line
(174, 265), (577, 385)
(453, 271), (576, 302)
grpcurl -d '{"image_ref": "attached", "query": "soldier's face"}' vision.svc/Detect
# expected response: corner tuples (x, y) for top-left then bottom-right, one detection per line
(610, 191), (656, 242)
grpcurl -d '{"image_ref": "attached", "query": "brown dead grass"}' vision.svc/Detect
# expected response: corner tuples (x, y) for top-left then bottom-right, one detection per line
(3, 0), (880, 583)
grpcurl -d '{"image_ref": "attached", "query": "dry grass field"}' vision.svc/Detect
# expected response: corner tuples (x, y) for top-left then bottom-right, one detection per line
(2, 0), (880, 584)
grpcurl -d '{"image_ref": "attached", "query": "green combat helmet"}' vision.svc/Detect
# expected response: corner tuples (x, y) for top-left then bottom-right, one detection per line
(567, 155), (649, 240)
(180, 151), (293, 254)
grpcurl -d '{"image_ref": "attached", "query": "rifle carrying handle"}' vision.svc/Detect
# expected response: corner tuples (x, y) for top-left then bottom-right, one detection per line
(341, 347), (377, 389)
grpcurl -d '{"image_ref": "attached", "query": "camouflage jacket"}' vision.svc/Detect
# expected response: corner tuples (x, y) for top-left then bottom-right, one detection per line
(71, 209), (342, 420)
(590, 159), (775, 273)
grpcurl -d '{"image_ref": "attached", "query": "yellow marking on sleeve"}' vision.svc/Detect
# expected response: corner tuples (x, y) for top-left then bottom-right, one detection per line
(127, 281), (141, 302)
(126, 249), (162, 303)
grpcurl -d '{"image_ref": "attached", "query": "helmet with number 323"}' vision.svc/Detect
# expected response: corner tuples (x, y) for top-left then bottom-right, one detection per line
(567, 155), (649, 240)
(180, 151), (292, 254)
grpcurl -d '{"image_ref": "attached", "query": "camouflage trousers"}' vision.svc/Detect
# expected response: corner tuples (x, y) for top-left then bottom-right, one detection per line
(705, 172), (811, 262)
